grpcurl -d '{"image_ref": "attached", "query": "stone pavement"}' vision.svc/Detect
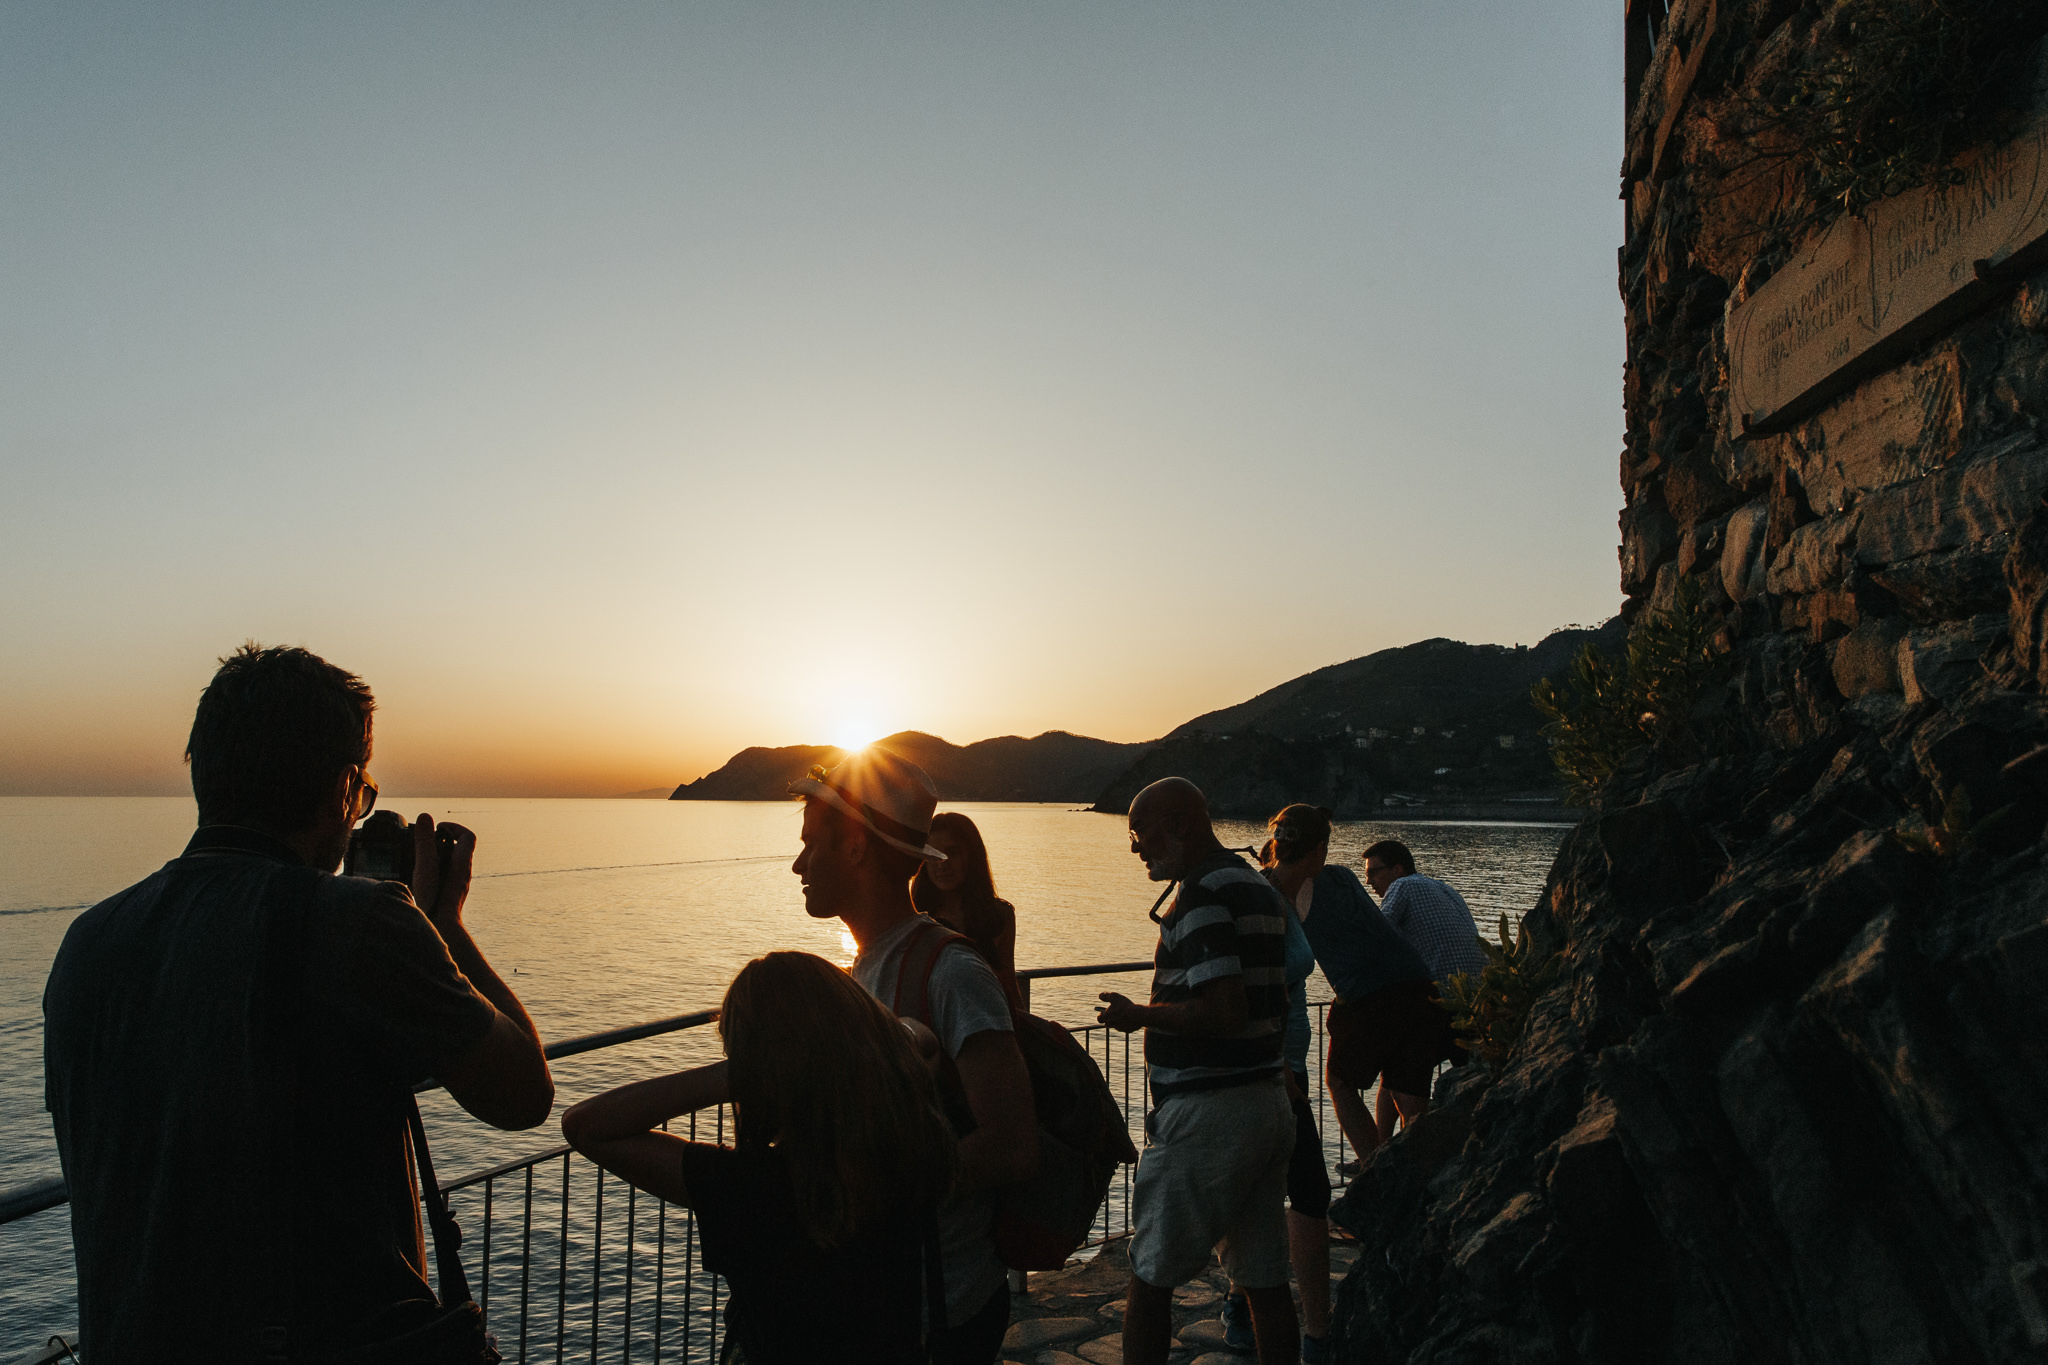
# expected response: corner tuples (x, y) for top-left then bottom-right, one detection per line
(998, 1232), (1362, 1365)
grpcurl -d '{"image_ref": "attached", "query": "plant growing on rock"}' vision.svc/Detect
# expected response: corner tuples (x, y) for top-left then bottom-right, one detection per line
(1441, 914), (1565, 1072)
(1892, 784), (2010, 858)
(1732, 0), (2048, 220)
(1532, 577), (1723, 805)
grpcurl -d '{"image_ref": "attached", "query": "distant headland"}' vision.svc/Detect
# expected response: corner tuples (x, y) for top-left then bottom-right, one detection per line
(670, 623), (1621, 818)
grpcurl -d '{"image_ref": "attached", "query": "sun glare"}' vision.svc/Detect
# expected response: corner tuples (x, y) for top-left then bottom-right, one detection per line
(833, 719), (879, 752)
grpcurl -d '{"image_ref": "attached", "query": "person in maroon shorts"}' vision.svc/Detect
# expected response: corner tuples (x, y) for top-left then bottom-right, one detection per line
(1265, 805), (1451, 1160)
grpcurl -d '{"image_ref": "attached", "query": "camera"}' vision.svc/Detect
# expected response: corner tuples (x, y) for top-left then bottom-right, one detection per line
(345, 809), (457, 885)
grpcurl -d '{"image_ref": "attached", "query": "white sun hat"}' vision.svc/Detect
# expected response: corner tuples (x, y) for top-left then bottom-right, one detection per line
(788, 745), (947, 861)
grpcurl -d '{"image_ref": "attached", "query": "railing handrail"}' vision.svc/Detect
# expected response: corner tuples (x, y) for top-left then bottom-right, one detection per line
(0, 959), (1162, 1227)
(0, 1174), (66, 1224)
(1016, 961), (1151, 980)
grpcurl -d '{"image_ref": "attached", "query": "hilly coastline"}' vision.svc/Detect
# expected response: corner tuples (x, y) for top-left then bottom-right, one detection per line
(669, 729), (1145, 803)
(672, 623), (1617, 815)
(1090, 623), (1622, 818)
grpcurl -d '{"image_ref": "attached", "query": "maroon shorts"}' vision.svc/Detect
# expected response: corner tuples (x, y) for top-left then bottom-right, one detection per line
(1325, 980), (1455, 1097)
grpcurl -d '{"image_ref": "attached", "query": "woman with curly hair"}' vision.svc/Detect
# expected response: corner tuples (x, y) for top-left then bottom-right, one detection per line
(562, 951), (958, 1364)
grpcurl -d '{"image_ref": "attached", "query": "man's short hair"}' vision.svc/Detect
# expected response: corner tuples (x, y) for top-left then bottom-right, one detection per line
(186, 644), (375, 830)
(810, 796), (925, 884)
(1361, 839), (1416, 877)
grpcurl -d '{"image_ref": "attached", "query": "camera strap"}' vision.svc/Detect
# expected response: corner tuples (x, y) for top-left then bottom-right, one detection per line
(253, 867), (486, 1362)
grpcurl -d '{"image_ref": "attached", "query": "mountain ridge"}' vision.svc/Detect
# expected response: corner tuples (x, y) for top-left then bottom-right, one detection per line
(669, 729), (1146, 803)
(670, 624), (1618, 809)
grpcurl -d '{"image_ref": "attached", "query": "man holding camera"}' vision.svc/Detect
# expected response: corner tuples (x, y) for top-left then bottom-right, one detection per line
(43, 644), (553, 1360)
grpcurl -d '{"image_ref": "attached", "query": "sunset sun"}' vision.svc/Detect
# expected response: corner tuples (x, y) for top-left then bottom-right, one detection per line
(832, 720), (880, 752)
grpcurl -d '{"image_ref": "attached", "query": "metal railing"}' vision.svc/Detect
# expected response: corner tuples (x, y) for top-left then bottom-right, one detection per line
(4, 962), (1373, 1362)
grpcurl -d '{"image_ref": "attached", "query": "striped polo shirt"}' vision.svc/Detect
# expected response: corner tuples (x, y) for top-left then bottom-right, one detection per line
(1145, 850), (1290, 1099)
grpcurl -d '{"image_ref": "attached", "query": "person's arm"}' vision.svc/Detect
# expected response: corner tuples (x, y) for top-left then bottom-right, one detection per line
(559, 1062), (732, 1206)
(409, 816), (554, 1130)
(952, 1029), (1039, 1192)
(1096, 974), (1248, 1036)
(992, 901), (1024, 1009)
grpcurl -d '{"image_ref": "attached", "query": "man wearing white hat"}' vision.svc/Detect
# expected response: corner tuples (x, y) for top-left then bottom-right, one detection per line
(792, 746), (1039, 1365)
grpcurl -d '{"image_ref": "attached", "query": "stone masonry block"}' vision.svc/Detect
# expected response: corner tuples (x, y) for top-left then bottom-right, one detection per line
(1769, 514), (1856, 597)
(1898, 614), (2010, 705)
(1830, 619), (1907, 699)
(1792, 351), (1961, 515)
(1723, 501), (1771, 603)
(1854, 438), (2048, 568)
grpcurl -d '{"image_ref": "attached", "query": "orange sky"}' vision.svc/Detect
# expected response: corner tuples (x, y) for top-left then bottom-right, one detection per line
(0, 3), (1625, 797)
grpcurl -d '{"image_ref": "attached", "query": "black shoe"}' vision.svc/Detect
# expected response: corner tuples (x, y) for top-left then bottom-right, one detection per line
(1221, 1292), (1256, 1353)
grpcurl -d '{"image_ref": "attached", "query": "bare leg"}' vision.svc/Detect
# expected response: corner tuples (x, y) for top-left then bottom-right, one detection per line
(1122, 1276), (1173, 1365)
(1245, 1283), (1300, 1365)
(1388, 1088), (1429, 1130)
(1325, 1065), (1378, 1159)
(1289, 1210), (1331, 1340)
(1375, 1083), (1398, 1143)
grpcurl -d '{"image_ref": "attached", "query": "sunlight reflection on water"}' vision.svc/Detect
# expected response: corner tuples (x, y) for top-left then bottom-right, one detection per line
(0, 796), (1568, 1340)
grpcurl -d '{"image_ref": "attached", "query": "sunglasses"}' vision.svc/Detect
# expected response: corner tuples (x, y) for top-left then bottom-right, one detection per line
(348, 769), (379, 824)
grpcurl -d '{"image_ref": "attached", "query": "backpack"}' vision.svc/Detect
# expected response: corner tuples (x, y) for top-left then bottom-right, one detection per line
(892, 917), (1140, 1271)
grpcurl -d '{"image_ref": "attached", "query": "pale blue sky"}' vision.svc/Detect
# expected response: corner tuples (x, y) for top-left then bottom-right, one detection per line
(2, 2), (1624, 794)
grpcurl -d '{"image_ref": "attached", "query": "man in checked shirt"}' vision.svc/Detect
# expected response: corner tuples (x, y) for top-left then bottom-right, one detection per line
(1362, 839), (1487, 1140)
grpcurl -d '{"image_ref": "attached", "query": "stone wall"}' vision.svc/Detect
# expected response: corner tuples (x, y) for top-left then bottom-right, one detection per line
(1328, 4), (2048, 1361)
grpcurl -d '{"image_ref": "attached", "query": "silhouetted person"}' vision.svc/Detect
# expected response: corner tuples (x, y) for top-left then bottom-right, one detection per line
(912, 811), (1025, 1010)
(1363, 838), (1483, 1139)
(1097, 777), (1299, 1365)
(43, 644), (552, 1360)
(563, 951), (958, 1365)
(792, 746), (1038, 1365)
(1363, 838), (1485, 990)
(1271, 814), (1447, 1163)
(1213, 808), (1339, 1364)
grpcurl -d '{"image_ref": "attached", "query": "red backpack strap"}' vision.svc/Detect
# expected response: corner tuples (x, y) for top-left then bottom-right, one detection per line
(890, 916), (973, 1028)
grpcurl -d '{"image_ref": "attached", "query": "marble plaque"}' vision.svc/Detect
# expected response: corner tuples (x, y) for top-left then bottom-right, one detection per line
(1726, 113), (2048, 438)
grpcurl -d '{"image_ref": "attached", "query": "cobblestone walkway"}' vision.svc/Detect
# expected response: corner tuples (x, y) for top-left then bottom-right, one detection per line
(999, 1232), (1362, 1365)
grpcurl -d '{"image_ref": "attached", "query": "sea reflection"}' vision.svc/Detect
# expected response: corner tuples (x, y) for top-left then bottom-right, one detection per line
(0, 796), (1569, 1342)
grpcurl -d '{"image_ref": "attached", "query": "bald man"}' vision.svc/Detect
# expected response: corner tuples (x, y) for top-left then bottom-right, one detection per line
(1097, 778), (1299, 1365)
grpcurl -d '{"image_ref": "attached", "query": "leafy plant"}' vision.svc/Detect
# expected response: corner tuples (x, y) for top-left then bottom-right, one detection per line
(1738, 0), (2048, 218)
(1441, 914), (1565, 1071)
(1532, 576), (1723, 805)
(1892, 784), (2010, 858)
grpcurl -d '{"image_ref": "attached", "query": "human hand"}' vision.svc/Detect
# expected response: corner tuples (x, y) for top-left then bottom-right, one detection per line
(409, 814), (475, 926)
(1096, 991), (1146, 1033)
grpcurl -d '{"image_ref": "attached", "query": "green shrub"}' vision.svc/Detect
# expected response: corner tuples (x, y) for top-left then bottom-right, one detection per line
(1893, 783), (2009, 858)
(1441, 914), (1565, 1071)
(1532, 577), (1723, 805)
(1742, 0), (2048, 217)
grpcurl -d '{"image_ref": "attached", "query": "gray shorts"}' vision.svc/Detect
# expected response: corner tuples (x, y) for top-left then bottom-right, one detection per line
(1129, 1076), (1294, 1289)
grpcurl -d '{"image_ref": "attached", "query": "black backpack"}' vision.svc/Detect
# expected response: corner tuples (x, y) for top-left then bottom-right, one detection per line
(892, 918), (1139, 1270)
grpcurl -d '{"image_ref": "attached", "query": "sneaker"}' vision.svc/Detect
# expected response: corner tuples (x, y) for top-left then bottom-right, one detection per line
(1336, 1159), (1362, 1178)
(1301, 1333), (1331, 1365)
(1220, 1291), (1256, 1353)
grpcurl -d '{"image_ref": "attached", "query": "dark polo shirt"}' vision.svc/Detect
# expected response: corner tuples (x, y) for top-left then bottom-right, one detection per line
(43, 826), (497, 1360)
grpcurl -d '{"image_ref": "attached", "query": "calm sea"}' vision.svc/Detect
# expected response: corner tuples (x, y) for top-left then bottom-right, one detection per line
(0, 796), (1569, 1343)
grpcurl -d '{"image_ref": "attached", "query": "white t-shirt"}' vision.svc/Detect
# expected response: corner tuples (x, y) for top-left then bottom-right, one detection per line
(851, 914), (1016, 1325)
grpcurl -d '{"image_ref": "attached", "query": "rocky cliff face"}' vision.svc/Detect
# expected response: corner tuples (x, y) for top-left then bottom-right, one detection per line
(1330, 683), (2048, 1362)
(1325, 5), (2048, 1361)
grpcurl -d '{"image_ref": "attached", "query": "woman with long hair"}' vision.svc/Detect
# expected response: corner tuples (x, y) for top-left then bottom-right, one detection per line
(561, 951), (958, 1365)
(910, 811), (1025, 1009)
